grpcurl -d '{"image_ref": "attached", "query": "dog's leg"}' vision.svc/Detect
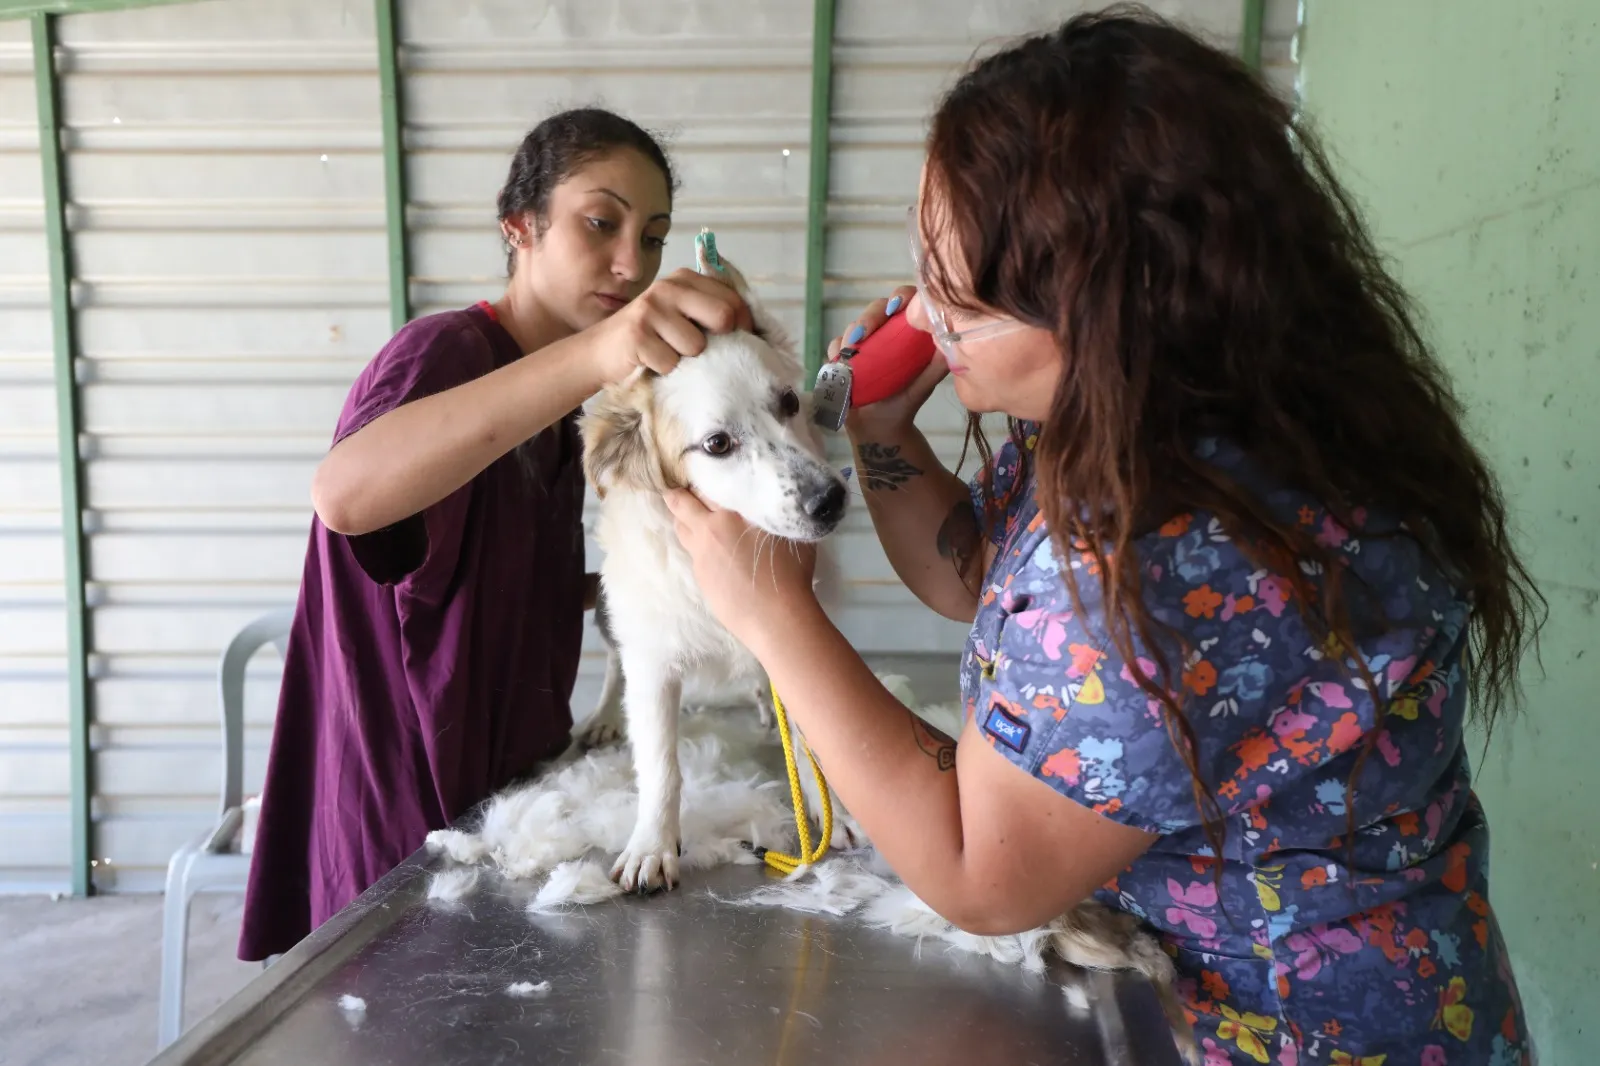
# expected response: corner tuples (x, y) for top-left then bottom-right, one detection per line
(578, 645), (627, 748)
(577, 587), (626, 748)
(611, 662), (684, 893)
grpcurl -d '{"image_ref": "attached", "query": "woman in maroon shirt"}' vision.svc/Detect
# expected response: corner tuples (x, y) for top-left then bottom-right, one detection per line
(238, 108), (752, 961)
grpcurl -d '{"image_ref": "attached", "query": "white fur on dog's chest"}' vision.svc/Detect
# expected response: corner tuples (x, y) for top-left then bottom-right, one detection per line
(595, 491), (757, 680)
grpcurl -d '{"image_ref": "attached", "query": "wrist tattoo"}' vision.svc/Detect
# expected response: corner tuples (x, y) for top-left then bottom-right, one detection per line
(910, 712), (957, 771)
(936, 498), (983, 592)
(856, 443), (922, 492)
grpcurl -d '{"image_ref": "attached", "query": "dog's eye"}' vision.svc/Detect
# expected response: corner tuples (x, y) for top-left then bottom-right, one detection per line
(701, 432), (735, 457)
(777, 389), (800, 418)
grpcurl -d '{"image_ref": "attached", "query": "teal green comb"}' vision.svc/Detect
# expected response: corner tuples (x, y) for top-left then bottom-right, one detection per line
(695, 227), (723, 275)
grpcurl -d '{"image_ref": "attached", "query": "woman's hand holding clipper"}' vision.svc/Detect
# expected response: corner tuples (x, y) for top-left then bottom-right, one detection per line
(826, 285), (950, 439)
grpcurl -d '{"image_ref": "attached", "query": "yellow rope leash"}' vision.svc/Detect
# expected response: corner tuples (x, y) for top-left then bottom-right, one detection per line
(747, 681), (833, 875)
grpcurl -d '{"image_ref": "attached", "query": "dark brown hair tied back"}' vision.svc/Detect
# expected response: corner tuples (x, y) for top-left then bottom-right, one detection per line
(922, 4), (1545, 870)
(496, 107), (677, 274)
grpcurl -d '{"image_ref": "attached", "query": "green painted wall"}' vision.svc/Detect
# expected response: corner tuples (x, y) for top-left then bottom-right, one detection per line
(1299, 2), (1599, 1061)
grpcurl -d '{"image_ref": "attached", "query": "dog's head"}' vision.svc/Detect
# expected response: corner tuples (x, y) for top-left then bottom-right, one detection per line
(580, 261), (848, 542)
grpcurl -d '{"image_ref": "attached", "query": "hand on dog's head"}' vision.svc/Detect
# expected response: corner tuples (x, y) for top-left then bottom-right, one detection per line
(580, 257), (847, 542)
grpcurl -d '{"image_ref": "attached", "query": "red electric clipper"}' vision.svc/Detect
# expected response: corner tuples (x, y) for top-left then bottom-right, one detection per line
(811, 310), (939, 432)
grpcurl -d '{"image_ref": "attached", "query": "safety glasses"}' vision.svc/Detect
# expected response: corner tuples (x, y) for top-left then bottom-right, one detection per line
(906, 205), (1030, 358)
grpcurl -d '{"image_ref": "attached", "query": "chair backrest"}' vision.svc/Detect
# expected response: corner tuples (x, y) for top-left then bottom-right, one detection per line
(218, 606), (295, 816)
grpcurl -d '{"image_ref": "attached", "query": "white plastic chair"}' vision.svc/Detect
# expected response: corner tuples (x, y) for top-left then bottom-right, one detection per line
(157, 606), (294, 1050)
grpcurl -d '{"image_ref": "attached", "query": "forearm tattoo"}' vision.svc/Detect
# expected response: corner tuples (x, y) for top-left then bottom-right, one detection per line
(936, 498), (983, 592)
(856, 443), (923, 492)
(910, 712), (957, 771)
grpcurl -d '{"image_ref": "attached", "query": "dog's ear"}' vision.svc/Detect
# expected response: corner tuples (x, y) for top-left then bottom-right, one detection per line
(580, 378), (670, 498)
(713, 255), (797, 365)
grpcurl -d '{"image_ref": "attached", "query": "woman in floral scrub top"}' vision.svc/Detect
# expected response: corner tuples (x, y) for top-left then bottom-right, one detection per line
(964, 429), (1531, 1064)
(664, 10), (1544, 1064)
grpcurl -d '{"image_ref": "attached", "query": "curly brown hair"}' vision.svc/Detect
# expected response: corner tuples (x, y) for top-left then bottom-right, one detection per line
(923, 5), (1545, 867)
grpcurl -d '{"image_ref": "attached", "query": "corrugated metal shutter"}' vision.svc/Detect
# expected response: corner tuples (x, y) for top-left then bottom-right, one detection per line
(0, 19), (71, 892)
(52, 0), (387, 892)
(1262, 0), (1301, 103)
(0, 0), (1300, 892)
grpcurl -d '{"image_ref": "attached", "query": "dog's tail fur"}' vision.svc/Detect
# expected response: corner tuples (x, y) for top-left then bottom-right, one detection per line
(1047, 900), (1199, 1065)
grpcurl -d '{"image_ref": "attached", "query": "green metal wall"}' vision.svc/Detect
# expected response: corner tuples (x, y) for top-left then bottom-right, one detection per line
(1299, 3), (1599, 1061)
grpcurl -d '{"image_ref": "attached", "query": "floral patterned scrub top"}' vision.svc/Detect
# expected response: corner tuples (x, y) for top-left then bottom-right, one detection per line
(960, 429), (1533, 1065)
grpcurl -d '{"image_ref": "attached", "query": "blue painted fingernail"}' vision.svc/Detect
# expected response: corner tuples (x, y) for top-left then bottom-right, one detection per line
(885, 295), (903, 316)
(846, 324), (865, 344)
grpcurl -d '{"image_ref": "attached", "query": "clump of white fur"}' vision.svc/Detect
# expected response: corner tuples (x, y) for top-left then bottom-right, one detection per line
(506, 980), (551, 997)
(426, 866), (479, 902)
(726, 854), (1054, 974)
(425, 827), (488, 865)
(528, 860), (627, 912)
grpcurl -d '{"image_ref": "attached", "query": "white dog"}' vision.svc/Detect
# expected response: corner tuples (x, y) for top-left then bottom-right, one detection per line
(577, 260), (851, 894)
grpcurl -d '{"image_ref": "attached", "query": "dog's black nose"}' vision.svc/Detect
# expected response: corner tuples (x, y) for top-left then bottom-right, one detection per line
(804, 481), (847, 525)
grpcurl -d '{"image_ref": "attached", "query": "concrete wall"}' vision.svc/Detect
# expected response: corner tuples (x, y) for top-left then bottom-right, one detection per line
(1298, 2), (1599, 1061)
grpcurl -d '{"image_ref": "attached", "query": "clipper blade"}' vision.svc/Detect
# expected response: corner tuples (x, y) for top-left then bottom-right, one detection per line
(811, 360), (852, 433)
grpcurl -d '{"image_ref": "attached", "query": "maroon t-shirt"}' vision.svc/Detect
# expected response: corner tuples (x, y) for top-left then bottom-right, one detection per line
(238, 301), (586, 961)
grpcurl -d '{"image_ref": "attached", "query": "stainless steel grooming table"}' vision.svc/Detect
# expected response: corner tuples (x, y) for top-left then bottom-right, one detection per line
(148, 849), (1185, 1066)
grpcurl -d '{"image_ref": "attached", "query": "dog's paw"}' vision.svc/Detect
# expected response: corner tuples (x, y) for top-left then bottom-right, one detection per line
(609, 835), (681, 894)
(576, 714), (624, 749)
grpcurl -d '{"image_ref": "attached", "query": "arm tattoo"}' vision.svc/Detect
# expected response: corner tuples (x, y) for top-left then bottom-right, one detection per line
(856, 443), (922, 492)
(936, 498), (983, 592)
(910, 712), (957, 771)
